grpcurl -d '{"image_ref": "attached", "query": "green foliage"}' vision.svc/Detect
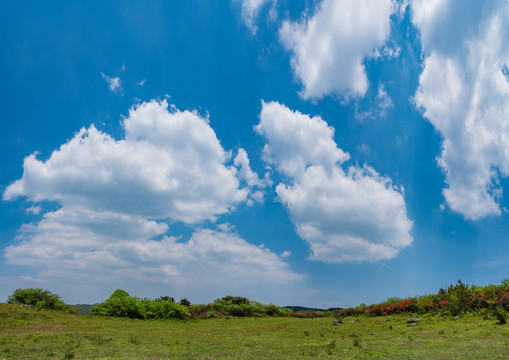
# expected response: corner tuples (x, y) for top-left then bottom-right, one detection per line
(209, 296), (286, 317)
(501, 278), (509, 291)
(3, 302), (509, 359)
(339, 278), (509, 319)
(331, 309), (342, 321)
(7, 288), (73, 312)
(264, 304), (279, 316)
(158, 296), (175, 302)
(493, 308), (507, 324)
(291, 311), (328, 318)
(91, 289), (145, 319)
(179, 298), (191, 306)
(143, 298), (190, 320)
(91, 289), (190, 320)
(188, 304), (211, 319)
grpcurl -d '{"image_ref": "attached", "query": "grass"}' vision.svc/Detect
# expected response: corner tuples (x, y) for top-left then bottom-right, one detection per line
(1, 303), (509, 359)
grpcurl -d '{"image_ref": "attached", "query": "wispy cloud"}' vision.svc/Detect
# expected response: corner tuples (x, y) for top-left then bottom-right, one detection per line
(239, 0), (275, 35)
(101, 72), (122, 93)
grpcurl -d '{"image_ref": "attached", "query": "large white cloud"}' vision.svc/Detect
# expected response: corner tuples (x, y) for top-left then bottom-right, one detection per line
(4, 99), (251, 224)
(255, 101), (413, 262)
(2, 99), (301, 300)
(3, 206), (302, 300)
(279, 0), (395, 100)
(412, 1), (509, 220)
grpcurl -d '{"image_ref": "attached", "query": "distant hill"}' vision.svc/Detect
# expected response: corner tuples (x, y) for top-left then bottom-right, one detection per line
(283, 306), (342, 313)
(71, 304), (96, 314)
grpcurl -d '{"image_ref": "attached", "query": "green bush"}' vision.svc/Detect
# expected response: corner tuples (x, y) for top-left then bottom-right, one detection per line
(8, 288), (73, 312)
(188, 304), (211, 319)
(143, 298), (190, 320)
(264, 304), (279, 316)
(209, 296), (284, 317)
(493, 307), (507, 325)
(92, 289), (145, 319)
(91, 290), (190, 320)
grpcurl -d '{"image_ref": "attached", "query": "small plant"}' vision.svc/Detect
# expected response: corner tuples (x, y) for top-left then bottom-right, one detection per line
(493, 308), (507, 325)
(480, 308), (489, 320)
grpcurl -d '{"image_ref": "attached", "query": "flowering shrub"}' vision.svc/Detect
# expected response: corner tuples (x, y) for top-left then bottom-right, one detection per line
(291, 311), (327, 318)
(339, 279), (509, 319)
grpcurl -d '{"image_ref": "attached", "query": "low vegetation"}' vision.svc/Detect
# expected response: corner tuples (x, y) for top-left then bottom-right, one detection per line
(2, 279), (509, 358)
(1, 303), (508, 359)
(7, 288), (74, 313)
(339, 279), (509, 324)
(91, 289), (190, 320)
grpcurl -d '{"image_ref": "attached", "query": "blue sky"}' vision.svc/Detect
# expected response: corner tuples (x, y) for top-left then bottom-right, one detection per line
(1, 0), (509, 308)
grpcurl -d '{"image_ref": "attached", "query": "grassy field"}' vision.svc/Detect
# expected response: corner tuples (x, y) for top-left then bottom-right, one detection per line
(1, 303), (508, 359)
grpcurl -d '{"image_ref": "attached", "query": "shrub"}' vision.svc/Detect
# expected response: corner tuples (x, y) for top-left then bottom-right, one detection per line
(158, 296), (175, 303)
(92, 289), (190, 320)
(338, 307), (362, 317)
(143, 298), (190, 320)
(179, 298), (191, 306)
(291, 311), (327, 318)
(8, 288), (73, 312)
(92, 290), (145, 319)
(209, 296), (280, 317)
(277, 307), (294, 317)
(188, 304), (211, 319)
(331, 309), (343, 321)
(493, 308), (507, 325)
(264, 304), (279, 316)
(221, 296), (249, 305)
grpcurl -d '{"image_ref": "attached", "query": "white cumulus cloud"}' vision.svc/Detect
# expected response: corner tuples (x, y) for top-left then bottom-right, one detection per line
(3, 206), (302, 297)
(4, 99), (250, 224)
(279, 0), (396, 100)
(412, 0), (509, 220)
(2, 99), (301, 299)
(255, 101), (413, 262)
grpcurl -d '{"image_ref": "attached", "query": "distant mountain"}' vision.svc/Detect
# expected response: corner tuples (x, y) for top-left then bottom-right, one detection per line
(71, 304), (96, 314)
(283, 306), (342, 313)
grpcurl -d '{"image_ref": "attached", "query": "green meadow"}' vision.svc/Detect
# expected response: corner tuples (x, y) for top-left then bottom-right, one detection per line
(1, 303), (508, 359)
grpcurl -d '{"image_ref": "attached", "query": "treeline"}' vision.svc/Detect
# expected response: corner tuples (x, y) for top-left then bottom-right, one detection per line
(338, 279), (509, 323)
(8, 278), (509, 323)
(7, 288), (296, 320)
(91, 291), (306, 319)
